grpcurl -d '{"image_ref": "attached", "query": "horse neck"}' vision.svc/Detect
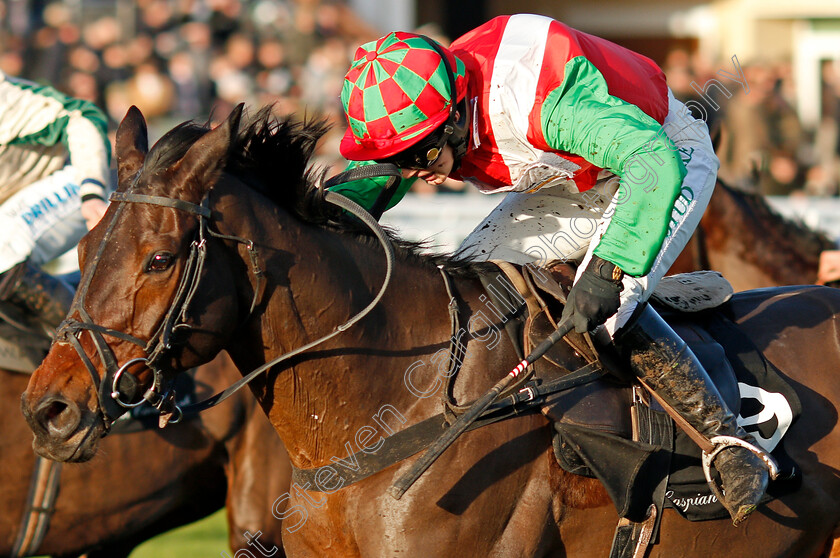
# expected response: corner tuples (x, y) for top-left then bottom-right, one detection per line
(215, 186), (471, 468)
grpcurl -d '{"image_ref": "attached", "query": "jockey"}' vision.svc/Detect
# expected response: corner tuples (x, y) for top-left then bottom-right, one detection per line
(335, 14), (771, 525)
(0, 70), (110, 328)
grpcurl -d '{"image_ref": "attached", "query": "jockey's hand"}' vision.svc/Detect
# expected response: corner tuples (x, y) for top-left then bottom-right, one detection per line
(81, 197), (109, 230)
(818, 250), (840, 285)
(561, 256), (624, 333)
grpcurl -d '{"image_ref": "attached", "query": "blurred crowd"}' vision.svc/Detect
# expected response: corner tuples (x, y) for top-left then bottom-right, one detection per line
(0, 0), (838, 197)
(665, 48), (840, 197)
(0, 0), (386, 174)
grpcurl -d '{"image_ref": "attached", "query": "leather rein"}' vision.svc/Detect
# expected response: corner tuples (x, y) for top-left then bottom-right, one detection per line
(54, 164), (401, 431)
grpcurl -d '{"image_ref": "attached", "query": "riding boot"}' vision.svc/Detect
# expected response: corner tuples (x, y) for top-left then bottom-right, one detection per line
(0, 261), (74, 329)
(612, 303), (770, 526)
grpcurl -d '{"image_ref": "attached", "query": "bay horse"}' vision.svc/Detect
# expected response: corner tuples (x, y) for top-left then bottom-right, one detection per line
(19, 105), (840, 557)
(669, 179), (835, 290)
(3, 351), (290, 557)
(1, 358), (224, 557)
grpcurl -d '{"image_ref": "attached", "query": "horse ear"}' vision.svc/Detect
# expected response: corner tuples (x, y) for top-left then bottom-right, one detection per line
(116, 106), (149, 191)
(175, 103), (244, 201)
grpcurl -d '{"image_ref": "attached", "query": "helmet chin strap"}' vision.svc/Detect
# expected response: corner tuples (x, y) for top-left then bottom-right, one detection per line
(447, 98), (470, 171)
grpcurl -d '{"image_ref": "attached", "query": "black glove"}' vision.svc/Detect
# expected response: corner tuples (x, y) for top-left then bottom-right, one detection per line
(561, 256), (625, 333)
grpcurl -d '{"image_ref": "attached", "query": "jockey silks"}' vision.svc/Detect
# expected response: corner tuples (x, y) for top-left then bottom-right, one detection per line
(334, 14), (689, 276)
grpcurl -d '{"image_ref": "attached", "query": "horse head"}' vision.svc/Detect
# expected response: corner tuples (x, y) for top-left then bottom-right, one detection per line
(22, 106), (250, 461)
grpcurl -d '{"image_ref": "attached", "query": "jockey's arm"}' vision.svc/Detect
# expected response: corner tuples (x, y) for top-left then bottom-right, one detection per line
(327, 159), (417, 213)
(540, 58), (687, 277)
(4, 79), (113, 230)
(65, 102), (111, 196)
(65, 100), (111, 230)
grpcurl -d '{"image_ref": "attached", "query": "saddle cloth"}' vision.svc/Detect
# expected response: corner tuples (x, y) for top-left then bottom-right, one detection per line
(485, 263), (802, 522)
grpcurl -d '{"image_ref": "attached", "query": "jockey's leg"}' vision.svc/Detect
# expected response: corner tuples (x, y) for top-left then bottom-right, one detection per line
(590, 91), (768, 525)
(0, 261), (73, 328)
(612, 302), (769, 526)
(456, 179), (615, 266)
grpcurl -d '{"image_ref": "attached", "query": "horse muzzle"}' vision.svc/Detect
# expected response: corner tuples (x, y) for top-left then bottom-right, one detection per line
(20, 391), (105, 462)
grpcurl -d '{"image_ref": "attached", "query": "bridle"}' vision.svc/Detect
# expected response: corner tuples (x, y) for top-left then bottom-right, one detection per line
(55, 186), (260, 428)
(54, 163), (401, 432)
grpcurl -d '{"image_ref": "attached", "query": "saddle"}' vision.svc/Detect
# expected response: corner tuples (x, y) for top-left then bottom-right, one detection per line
(479, 262), (801, 525)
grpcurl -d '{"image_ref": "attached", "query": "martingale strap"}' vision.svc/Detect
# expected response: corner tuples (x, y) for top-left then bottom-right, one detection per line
(292, 361), (605, 491)
(437, 266), (469, 424)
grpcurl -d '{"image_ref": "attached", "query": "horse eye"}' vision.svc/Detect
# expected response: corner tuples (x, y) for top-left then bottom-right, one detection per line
(146, 252), (174, 272)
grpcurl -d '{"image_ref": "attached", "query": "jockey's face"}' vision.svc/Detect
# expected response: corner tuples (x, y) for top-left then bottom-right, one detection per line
(401, 144), (454, 186)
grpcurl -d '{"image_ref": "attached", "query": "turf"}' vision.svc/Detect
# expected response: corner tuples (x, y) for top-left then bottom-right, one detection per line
(129, 508), (230, 557)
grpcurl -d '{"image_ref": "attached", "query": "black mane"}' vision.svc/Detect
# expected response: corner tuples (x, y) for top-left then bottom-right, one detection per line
(144, 107), (486, 277)
(722, 180), (835, 257)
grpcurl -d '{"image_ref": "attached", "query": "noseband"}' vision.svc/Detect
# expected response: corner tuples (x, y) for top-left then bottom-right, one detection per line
(55, 163), (399, 431)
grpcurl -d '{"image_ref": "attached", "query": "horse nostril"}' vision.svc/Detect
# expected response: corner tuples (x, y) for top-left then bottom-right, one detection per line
(35, 397), (82, 439)
(43, 400), (66, 421)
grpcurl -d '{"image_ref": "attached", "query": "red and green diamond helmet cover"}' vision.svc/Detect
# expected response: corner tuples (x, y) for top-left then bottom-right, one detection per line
(340, 32), (467, 161)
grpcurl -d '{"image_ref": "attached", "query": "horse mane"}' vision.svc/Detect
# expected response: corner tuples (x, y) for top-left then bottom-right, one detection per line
(720, 179), (835, 258)
(143, 107), (487, 278)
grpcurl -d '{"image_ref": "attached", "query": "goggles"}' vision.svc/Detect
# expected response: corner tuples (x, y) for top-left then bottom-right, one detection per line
(379, 125), (451, 170)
